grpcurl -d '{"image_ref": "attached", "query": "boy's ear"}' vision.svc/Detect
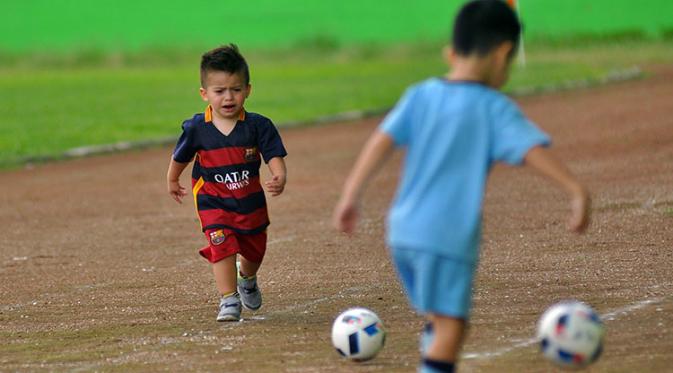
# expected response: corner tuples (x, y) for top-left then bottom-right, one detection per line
(199, 87), (208, 101)
(442, 45), (455, 64)
(246, 84), (252, 98)
(495, 41), (515, 63)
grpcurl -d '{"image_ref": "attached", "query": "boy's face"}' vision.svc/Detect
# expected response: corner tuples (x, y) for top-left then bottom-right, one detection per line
(199, 70), (251, 120)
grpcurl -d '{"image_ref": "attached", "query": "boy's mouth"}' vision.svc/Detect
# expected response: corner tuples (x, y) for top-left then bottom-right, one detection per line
(222, 104), (236, 111)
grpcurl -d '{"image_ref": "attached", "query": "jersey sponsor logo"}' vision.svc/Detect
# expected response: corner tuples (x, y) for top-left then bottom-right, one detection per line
(209, 229), (226, 245)
(213, 170), (251, 190)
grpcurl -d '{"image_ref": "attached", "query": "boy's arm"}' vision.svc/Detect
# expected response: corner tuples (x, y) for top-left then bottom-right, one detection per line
(333, 130), (396, 234)
(523, 146), (591, 232)
(167, 158), (190, 204)
(265, 156), (287, 197)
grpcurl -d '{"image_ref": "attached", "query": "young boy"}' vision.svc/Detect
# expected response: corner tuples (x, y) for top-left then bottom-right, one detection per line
(167, 44), (287, 322)
(332, 1), (590, 372)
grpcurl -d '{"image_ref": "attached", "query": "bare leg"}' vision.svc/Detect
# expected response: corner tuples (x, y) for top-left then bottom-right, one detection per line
(239, 256), (262, 278)
(212, 255), (237, 295)
(425, 314), (466, 362)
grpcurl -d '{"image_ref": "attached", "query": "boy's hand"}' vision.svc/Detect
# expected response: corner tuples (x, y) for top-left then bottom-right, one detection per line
(168, 180), (187, 204)
(523, 147), (591, 234)
(167, 159), (189, 204)
(265, 174), (286, 196)
(333, 197), (359, 234)
(332, 131), (396, 235)
(568, 189), (591, 233)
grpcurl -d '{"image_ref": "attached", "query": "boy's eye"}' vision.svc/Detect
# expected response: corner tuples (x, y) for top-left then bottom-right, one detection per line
(213, 88), (241, 93)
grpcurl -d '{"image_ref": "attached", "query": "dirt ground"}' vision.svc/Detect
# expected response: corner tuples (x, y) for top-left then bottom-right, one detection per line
(1, 65), (672, 373)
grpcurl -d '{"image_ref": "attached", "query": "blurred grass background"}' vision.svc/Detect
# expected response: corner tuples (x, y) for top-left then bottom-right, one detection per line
(1, 0), (673, 167)
(2, 0), (672, 52)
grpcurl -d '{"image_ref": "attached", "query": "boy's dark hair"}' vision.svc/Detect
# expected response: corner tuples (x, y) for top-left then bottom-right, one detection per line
(200, 44), (250, 87)
(452, 0), (521, 57)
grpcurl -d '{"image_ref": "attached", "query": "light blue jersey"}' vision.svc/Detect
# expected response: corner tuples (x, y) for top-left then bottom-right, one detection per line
(380, 78), (550, 263)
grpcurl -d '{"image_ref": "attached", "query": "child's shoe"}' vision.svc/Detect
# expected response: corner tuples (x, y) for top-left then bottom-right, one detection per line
(237, 274), (262, 311)
(216, 293), (242, 322)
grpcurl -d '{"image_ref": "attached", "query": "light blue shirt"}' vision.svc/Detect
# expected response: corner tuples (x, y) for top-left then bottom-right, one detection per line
(380, 78), (550, 263)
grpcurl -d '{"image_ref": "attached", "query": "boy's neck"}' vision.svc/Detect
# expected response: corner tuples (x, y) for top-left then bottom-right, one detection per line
(446, 53), (499, 87)
(209, 107), (244, 135)
(212, 115), (238, 127)
(210, 114), (239, 136)
(447, 59), (489, 85)
(209, 105), (245, 125)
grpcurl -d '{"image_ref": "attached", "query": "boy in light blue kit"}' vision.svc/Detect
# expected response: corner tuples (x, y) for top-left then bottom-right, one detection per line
(332, 1), (591, 372)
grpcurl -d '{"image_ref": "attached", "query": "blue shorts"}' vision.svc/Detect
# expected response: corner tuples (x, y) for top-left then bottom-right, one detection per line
(391, 247), (477, 319)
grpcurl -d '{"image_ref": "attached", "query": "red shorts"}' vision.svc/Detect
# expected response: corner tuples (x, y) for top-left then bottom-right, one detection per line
(199, 228), (267, 264)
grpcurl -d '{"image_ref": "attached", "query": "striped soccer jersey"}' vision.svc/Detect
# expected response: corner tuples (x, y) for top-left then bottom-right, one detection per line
(172, 106), (287, 234)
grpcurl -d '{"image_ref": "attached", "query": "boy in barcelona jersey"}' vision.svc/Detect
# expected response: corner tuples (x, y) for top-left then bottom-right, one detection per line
(167, 44), (287, 322)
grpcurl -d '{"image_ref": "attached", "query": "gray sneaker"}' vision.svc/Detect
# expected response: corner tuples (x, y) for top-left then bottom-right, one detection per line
(216, 293), (242, 322)
(237, 275), (262, 311)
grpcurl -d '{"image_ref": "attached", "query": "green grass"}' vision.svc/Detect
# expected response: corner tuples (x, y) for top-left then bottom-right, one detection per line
(1, 39), (673, 167)
(0, 45), (444, 166)
(2, 0), (673, 53)
(0, 0), (461, 53)
(2, 0), (673, 167)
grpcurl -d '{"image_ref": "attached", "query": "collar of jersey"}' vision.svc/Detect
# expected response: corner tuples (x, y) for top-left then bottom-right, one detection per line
(204, 104), (246, 123)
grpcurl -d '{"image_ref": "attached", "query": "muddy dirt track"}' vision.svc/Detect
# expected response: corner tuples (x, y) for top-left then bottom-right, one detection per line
(1, 66), (672, 372)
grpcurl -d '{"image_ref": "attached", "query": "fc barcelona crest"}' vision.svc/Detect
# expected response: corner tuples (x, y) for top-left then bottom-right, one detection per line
(244, 147), (258, 162)
(209, 230), (226, 245)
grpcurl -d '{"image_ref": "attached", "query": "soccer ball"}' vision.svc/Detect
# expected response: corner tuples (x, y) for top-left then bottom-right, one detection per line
(331, 307), (386, 361)
(537, 300), (605, 369)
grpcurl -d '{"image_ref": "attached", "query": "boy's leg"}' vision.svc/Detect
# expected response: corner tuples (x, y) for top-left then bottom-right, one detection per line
(424, 314), (466, 362)
(420, 315), (465, 373)
(236, 231), (267, 311)
(212, 255), (242, 321)
(389, 247), (474, 372)
(239, 256), (262, 278)
(212, 255), (237, 295)
(237, 257), (263, 311)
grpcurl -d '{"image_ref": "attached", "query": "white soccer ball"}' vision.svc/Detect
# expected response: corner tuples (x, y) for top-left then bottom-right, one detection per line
(537, 300), (605, 369)
(331, 307), (386, 361)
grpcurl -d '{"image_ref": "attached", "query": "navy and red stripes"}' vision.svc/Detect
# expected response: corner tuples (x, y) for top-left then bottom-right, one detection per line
(196, 146), (260, 168)
(194, 175), (264, 200)
(198, 205), (269, 233)
(173, 108), (287, 234)
(192, 152), (267, 232)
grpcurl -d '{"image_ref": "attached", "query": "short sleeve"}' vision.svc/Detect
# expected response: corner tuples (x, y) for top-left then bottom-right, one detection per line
(256, 119), (287, 163)
(172, 120), (198, 163)
(490, 98), (551, 165)
(379, 87), (416, 146)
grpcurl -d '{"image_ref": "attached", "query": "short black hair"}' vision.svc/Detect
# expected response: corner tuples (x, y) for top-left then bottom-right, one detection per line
(452, 0), (521, 57)
(200, 44), (250, 87)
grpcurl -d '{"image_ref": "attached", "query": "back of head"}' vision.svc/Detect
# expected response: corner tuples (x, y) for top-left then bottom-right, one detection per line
(452, 0), (521, 57)
(200, 44), (250, 87)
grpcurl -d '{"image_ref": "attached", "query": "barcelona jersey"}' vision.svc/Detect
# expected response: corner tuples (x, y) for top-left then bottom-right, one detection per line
(172, 105), (287, 234)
